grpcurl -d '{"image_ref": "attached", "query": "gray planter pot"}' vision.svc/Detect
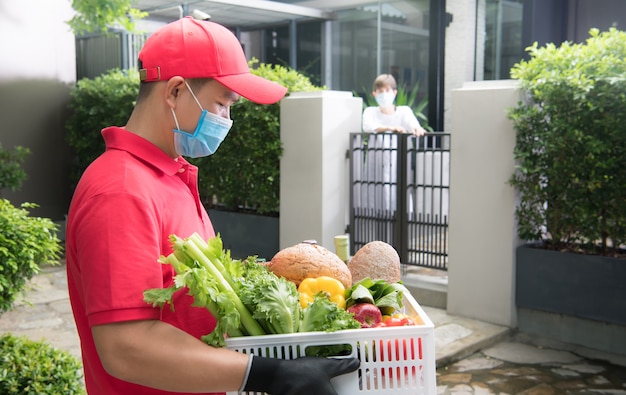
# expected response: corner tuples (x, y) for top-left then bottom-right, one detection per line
(516, 244), (626, 325)
(208, 209), (279, 261)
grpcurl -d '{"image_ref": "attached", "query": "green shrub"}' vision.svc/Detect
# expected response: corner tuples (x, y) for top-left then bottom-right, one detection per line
(0, 143), (30, 195)
(0, 200), (62, 313)
(68, 0), (146, 35)
(65, 68), (139, 188)
(192, 60), (324, 215)
(65, 62), (323, 215)
(509, 28), (626, 255)
(0, 333), (85, 395)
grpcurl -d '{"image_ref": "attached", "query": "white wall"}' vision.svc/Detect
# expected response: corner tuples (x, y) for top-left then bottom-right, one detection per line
(447, 79), (520, 327)
(0, 0), (76, 83)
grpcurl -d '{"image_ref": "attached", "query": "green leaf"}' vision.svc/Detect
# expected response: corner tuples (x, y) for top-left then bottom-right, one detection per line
(508, 27), (626, 255)
(143, 287), (179, 310)
(66, 68), (140, 189)
(0, 200), (62, 313)
(68, 0), (147, 35)
(0, 144), (30, 193)
(300, 294), (360, 333)
(346, 284), (375, 305)
(345, 277), (407, 313)
(0, 333), (84, 394)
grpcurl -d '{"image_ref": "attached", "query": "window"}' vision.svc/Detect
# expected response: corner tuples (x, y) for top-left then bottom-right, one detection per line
(483, 0), (523, 80)
(331, 1), (430, 103)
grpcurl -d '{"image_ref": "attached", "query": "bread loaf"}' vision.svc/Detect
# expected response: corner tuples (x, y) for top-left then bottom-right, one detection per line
(268, 242), (352, 288)
(348, 241), (401, 283)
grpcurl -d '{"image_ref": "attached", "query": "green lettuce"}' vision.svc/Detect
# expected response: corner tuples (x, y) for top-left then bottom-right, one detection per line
(144, 233), (360, 348)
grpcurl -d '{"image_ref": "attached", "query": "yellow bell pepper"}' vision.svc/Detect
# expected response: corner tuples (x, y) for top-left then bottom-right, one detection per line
(298, 276), (346, 309)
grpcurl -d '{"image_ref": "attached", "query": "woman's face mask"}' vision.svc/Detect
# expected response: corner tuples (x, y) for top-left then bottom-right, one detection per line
(171, 81), (233, 158)
(375, 91), (396, 108)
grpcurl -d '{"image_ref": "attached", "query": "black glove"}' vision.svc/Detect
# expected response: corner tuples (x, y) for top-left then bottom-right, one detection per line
(243, 355), (360, 395)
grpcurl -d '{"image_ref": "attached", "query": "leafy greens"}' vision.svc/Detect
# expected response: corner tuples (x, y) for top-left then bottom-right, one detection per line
(144, 233), (360, 347)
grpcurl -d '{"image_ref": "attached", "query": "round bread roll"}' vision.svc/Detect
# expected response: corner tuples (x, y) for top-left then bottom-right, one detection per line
(348, 241), (401, 283)
(268, 242), (352, 288)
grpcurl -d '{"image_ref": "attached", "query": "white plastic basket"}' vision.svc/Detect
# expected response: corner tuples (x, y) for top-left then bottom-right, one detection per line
(225, 292), (436, 395)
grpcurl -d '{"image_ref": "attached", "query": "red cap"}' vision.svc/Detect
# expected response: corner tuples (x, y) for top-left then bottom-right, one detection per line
(138, 17), (287, 104)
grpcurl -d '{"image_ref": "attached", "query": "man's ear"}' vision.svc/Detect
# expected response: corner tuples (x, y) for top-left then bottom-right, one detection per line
(165, 77), (186, 107)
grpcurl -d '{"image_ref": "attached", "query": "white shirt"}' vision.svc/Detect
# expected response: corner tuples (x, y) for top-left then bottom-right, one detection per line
(362, 105), (422, 133)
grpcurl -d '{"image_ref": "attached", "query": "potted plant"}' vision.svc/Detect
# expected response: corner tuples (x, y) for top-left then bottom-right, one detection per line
(508, 28), (626, 326)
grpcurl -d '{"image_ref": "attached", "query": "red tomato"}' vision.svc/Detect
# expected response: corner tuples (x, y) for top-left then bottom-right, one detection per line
(383, 316), (405, 327)
(383, 314), (417, 327)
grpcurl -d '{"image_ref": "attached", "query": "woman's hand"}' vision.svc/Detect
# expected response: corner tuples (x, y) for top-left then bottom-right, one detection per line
(411, 126), (427, 136)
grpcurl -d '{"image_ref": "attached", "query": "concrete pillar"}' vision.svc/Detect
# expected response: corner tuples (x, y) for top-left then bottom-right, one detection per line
(279, 91), (363, 251)
(447, 80), (520, 327)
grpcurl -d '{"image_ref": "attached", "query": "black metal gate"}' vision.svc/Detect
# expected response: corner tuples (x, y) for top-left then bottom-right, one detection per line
(349, 132), (450, 271)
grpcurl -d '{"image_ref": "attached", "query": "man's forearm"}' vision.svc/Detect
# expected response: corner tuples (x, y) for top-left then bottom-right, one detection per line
(92, 320), (250, 393)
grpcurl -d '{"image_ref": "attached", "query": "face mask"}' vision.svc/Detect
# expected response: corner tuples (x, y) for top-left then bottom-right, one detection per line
(375, 91), (396, 108)
(171, 81), (233, 158)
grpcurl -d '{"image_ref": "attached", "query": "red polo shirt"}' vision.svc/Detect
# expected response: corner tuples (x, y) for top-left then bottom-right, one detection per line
(66, 127), (221, 395)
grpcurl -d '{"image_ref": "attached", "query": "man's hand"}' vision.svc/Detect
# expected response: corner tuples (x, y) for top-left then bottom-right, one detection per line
(243, 355), (360, 395)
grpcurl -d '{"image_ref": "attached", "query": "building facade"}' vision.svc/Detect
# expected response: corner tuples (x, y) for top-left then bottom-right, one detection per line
(78, 0), (626, 131)
(2, 0), (626, 221)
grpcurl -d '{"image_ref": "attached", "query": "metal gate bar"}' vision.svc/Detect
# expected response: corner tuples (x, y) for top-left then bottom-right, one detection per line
(349, 132), (450, 270)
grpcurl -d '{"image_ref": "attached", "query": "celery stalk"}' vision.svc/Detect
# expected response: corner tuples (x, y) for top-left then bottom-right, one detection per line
(159, 253), (244, 336)
(171, 234), (265, 337)
(187, 233), (238, 291)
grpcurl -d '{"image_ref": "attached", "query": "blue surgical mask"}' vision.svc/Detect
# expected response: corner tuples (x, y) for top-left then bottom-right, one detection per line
(375, 91), (396, 108)
(171, 81), (233, 158)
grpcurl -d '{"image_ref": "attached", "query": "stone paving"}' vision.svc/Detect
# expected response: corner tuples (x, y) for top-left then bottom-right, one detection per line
(436, 334), (626, 394)
(1, 262), (626, 394)
(0, 263), (81, 357)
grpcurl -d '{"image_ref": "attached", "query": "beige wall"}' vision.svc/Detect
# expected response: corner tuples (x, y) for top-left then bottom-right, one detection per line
(447, 79), (520, 327)
(279, 91), (362, 251)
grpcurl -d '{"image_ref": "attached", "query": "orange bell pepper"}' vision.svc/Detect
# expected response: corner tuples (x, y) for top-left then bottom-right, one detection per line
(298, 276), (346, 309)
